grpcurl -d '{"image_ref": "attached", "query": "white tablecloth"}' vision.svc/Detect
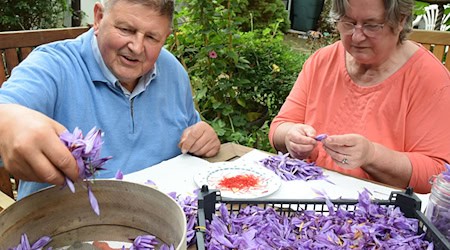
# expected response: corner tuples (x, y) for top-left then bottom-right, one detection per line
(124, 149), (430, 211)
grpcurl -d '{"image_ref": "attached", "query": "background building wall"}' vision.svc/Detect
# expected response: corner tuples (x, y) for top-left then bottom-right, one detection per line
(81, 0), (97, 26)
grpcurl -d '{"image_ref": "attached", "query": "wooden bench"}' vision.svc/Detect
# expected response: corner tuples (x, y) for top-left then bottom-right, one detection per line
(409, 29), (450, 71)
(0, 26), (89, 86)
(0, 26), (89, 201)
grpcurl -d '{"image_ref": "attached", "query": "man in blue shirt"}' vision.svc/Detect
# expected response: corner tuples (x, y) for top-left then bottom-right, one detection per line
(0, 0), (220, 198)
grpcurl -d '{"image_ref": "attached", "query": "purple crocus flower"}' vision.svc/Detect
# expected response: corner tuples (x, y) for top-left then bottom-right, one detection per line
(8, 233), (52, 250)
(169, 190), (199, 247)
(259, 152), (327, 182)
(129, 235), (159, 250)
(115, 169), (124, 180)
(204, 189), (433, 249)
(314, 133), (328, 141)
(59, 127), (112, 216)
(442, 163), (450, 181)
(145, 179), (157, 186)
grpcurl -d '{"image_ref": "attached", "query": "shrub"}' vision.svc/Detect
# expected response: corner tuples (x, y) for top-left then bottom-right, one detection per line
(238, 0), (291, 33)
(167, 0), (310, 152)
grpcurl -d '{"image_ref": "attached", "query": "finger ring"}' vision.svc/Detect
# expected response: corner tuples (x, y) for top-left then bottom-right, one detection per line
(341, 158), (348, 164)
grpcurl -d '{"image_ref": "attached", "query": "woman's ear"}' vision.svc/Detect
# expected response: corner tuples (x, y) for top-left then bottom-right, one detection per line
(399, 15), (407, 32)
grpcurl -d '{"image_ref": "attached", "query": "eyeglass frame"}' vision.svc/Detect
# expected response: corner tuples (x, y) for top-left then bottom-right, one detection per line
(335, 20), (385, 38)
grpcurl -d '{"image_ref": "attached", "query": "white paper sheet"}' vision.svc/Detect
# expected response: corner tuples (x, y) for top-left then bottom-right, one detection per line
(124, 150), (430, 212)
(124, 154), (210, 195)
(234, 149), (430, 211)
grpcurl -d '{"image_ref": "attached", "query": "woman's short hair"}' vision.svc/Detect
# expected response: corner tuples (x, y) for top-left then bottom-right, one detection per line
(330, 0), (414, 43)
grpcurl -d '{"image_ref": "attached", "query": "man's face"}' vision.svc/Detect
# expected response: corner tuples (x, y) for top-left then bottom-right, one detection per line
(93, 1), (171, 90)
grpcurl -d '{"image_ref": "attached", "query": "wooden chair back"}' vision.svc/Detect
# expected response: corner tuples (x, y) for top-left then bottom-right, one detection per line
(0, 26), (89, 199)
(409, 29), (450, 71)
(0, 27), (89, 86)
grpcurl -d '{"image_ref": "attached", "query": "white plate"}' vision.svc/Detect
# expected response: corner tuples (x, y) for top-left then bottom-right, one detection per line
(194, 162), (281, 199)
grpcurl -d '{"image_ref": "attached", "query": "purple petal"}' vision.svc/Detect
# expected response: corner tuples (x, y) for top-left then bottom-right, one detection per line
(31, 236), (52, 249)
(259, 153), (327, 182)
(20, 233), (31, 249)
(314, 133), (328, 141)
(442, 163), (450, 181)
(83, 127), (101, 154)
(145, 179), (157, 186)
(115, 169), (124, 180)
(65, 177), (75, 193)
(133, 235), (158, 248)
(87, 185), (100, 216)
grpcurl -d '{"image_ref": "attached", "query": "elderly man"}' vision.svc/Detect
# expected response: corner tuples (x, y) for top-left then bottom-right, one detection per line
(0, 0), (220, 199)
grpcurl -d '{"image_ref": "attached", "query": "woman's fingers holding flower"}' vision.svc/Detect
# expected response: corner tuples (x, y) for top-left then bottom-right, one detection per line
(285, 124), (318, 159)
(322, 134), (375, 169)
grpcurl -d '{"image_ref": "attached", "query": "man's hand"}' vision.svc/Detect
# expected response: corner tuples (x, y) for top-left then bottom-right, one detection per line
(178, 121), (220, 157)
(0, 104), (78, 186)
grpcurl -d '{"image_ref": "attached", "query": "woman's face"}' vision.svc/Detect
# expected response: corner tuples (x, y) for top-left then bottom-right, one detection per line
(93, 1), (172, 89)
(337, 0), (404, 66)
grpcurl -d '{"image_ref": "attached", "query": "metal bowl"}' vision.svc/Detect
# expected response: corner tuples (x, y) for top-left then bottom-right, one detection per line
(0, 180), (187, 249)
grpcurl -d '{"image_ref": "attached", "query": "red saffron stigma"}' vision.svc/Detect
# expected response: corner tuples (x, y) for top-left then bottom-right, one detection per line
(218, 174), (259, 190)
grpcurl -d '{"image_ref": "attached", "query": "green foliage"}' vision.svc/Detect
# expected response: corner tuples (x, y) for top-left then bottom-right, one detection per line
(414, 1), (429, 16)
(167, 0), (310, 152)
(238, 0), (291, 33)
(0, 0), (69, 31)
(412, 1), (450, 31)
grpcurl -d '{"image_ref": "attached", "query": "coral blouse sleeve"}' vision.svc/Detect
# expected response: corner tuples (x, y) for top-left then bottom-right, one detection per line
(268, 58), (312, 146)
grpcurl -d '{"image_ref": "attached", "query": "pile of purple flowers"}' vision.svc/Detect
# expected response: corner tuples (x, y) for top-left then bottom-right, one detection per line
(167, 191), (199, 247)
(59, 127), (112, 216)
(8, 233), (175, 250)
(443, 163), (450, 182)
(204, 190), (433, 249)
(259, 152), (327, 181)
(128, 235), (174, 250)
(8, 234), (51, 250)
(428, 163), (450, 241)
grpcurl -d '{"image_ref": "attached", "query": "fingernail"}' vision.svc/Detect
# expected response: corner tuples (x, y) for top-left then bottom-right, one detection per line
(181, 149), (188, 154)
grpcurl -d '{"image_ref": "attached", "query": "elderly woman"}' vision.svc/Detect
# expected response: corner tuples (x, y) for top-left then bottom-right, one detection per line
(270, 0), (450, 193)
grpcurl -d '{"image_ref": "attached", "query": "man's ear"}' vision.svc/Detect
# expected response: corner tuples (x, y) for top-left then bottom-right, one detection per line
(93, 2), (105, 33)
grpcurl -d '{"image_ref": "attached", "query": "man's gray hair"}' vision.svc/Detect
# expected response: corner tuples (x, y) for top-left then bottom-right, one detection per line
(100, 0), (174, 25)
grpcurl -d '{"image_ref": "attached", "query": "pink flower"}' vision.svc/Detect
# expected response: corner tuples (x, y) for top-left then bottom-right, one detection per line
(209, 50), (217, 59)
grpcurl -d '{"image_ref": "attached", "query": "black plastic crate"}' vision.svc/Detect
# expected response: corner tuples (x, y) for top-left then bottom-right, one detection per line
(196, 186), (450, 250)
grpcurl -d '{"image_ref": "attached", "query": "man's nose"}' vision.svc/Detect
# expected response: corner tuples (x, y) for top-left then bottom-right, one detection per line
(128, 34), (145, 53)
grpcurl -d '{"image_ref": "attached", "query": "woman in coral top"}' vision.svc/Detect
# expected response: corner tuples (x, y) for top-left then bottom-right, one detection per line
(269, 0), (450, 194)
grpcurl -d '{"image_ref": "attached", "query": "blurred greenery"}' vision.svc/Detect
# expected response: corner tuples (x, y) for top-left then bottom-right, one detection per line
(0, 0), (70, 31)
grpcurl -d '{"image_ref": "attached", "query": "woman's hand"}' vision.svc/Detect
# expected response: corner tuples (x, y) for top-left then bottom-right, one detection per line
(282, 123), (319, 160)
(322, 133), (375, 169)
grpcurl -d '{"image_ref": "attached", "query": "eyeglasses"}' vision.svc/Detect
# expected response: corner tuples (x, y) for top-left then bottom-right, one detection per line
(336, 21), (385, 38)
